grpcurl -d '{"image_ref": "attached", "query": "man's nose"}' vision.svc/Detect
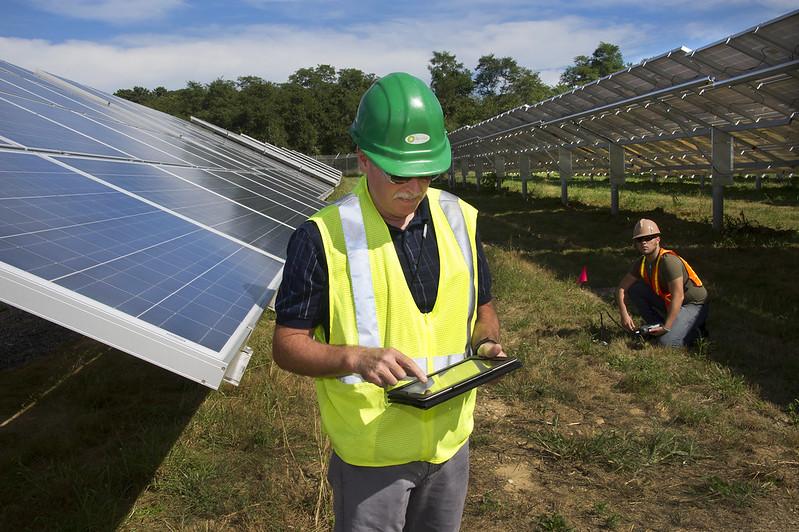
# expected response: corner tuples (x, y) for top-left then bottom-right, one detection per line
(406, 177), (425, 193)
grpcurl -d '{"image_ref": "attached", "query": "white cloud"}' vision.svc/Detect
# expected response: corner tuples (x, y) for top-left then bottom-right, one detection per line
(0, 16), (650, 93)
(29, 0), (186, 24)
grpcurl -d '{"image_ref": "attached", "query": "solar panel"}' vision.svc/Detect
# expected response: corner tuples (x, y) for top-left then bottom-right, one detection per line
(0, 59), (339, 388)
(450, 10), (799, 176)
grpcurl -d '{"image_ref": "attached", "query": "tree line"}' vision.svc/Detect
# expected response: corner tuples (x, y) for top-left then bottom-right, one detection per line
(115, 43), (625, 156)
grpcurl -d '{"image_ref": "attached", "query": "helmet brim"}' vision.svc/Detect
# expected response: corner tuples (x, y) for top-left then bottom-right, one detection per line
(359, 142), (452, 178)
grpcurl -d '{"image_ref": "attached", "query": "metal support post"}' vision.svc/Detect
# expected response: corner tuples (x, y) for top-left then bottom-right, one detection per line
(519, 155), (530, 198)
(558, 148), (573, 206)
(609, 143), (625, 216)
(711, 128), (734, 231)
(475, 158), (483, 192)
(494, 156), (505, 190)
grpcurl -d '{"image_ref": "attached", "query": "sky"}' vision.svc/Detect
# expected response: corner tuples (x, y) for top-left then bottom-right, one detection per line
(0, 0), (795, 93)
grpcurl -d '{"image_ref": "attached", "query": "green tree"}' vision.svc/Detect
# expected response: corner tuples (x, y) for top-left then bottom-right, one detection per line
(237, 76), (287, 146)
(277, 83), (320, 154)
(159, 80), (208, 119)
(328, 68), (376, 153)
(592, 42), (625, 76)
(283, 65), (378, 153)
(473, 54), (553, 118)
(428, 51), (476, 130)
(288, 65), (337, 88)
(114, 86), (152, 104)
(560, 42), (625, 88)
(200, 78), (242, 130)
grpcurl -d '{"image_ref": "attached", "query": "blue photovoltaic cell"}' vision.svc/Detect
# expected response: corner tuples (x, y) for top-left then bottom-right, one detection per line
(55, 156), (297, 256)
(164, 167), (323, 217)
(0, 60), (337, 384)
(0, 66), (121, 124)
(0, 76), (65, 107)
(0, 151), (282, 351)
(0, 93), (190, 164)
(0, 95), (130, 158)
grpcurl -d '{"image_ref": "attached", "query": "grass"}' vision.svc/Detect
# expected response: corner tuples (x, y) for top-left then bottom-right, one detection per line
(528, 427), (698, 473)
(695, 475), (775, 507)
(591, 501), (622, 529)
(1, 172), (798, 530)
(789, 399), (799, 426)
(536, 512), (575, 531)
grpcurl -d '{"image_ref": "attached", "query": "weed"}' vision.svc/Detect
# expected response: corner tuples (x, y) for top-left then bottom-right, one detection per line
(706, 363), (747, 403)
(592, 501), (622, 529)
(474, 490), (504, 517)
(155, 450), (230, 517)
(530, 427), (697, 473)
(692, 336), (712, 359)
(470, 431), (492, 447)
(612, 353), (672, 396)
(696, 475), (772, 507)
(669, 399), (720, 426)
(536, 512), (575, 531)
(787, 399), (799, 425)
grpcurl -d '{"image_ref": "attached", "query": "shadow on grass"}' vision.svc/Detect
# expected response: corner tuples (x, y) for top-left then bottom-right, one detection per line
(0, 313), (208, 531)
(452, 184), (799, 406)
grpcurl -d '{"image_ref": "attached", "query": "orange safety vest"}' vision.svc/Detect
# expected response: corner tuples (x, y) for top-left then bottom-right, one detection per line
(640, 248), (702, 308)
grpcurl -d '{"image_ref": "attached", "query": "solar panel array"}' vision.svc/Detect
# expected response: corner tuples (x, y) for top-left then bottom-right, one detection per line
(450, 10), (799, 177)
(0, 59), (338, 388)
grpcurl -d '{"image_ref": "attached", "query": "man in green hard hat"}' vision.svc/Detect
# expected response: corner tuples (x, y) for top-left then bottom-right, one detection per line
(273, 72), (504, 531)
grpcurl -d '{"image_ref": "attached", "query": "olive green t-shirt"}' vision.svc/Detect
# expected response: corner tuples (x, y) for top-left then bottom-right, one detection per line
(630, 253), (708, 304)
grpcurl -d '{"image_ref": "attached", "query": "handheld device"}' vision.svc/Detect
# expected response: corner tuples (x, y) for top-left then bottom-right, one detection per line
(387, 356), (522, 409)
(637, 323), (662, 335)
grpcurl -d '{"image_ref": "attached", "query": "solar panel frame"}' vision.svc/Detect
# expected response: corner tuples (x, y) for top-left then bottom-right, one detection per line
(0, 60), (340, 389)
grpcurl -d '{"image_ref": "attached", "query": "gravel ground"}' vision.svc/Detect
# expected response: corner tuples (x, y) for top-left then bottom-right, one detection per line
(0, 302), (82, 370)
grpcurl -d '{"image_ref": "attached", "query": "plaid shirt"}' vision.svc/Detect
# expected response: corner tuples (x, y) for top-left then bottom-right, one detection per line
(276, 196), (492, 332)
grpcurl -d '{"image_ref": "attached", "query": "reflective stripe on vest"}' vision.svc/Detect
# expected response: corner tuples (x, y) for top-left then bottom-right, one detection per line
(640, 247), (703, 307)
(439, 190), (476, 355)
(335, 189), (476, 384)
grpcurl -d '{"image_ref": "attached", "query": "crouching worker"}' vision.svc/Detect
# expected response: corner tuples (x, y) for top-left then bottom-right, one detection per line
(272, 72), (505, 532)
(616, 219), (709, 347)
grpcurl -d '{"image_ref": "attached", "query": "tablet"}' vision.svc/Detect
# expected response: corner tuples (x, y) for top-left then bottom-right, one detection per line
(387, 356), (522, 409)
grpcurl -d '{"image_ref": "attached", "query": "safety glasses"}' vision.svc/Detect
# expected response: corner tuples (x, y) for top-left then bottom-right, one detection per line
(634, 234), (659, 243)
(373, 162), (441, 185)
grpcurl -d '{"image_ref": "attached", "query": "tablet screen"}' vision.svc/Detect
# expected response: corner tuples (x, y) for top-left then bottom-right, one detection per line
(398, 358), (497, 397)
(387, 356), (521, 409)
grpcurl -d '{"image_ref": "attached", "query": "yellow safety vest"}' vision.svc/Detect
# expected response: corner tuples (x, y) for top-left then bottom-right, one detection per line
(309, 177), (479, 466)
(640, 247), (703, 309)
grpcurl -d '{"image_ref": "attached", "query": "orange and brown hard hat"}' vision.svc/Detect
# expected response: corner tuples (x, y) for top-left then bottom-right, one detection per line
(632, 219), (661, 239)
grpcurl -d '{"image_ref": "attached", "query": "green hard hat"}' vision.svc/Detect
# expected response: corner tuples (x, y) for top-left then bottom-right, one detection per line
(349, 72), (451, 177)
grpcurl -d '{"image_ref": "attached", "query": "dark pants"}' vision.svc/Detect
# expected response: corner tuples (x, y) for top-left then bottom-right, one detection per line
(628, 280), (709, 347)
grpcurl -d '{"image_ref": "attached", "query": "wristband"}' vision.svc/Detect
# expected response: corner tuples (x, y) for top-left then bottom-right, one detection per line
(662, 326), (671, 332)
(473, 337), (498, 353)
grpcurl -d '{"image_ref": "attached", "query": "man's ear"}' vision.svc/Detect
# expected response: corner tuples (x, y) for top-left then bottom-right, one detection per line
(356, 149), (368, 173)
